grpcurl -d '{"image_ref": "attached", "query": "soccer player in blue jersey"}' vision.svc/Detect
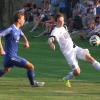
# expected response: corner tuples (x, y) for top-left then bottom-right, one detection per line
(0, 12), (45, 87)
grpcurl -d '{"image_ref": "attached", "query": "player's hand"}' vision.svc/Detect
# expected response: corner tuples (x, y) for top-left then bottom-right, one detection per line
(24, 42), (30, 48)
(50, 43), (55, 51)
(0, 49), (6, 56)
(96, 40), (100, 45)
(92, 40), (100, 46)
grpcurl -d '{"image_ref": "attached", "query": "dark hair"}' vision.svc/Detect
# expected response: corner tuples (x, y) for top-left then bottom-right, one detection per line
(13, 12), (25, 22)
(55, 14), (64, 22)
(23, 3), (33, 8)
(33, 4), (37, 9)
(95, 16), (100, 23)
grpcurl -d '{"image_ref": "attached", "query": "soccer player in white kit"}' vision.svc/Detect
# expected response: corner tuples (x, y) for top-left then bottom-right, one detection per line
(48, 14), (100, 87)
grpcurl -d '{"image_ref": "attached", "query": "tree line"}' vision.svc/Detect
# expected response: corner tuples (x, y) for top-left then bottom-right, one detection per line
(0, 0), (34, 28)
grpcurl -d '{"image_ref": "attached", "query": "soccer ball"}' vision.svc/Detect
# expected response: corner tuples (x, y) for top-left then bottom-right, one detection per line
(89, 35), (100, 46)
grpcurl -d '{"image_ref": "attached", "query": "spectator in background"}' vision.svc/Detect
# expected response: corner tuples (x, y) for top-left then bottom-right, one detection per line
(30, 8), (41, 32)
(93, 0), (100, 16)
(33, 15), (55, 37)
(64, 0), (72, 20)
(73, 11), (83, 30)
(19, 3), (33, 24)
(59, 0), (66, 14)
(50, 0), (59, 15)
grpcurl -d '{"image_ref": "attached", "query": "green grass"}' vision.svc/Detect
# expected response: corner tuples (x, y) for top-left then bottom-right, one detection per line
(0, 29), (100, 100)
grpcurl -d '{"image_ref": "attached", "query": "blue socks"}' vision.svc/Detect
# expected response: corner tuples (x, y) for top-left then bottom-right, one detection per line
(27, 70), (35, 85)
(0, 70), (5, 77)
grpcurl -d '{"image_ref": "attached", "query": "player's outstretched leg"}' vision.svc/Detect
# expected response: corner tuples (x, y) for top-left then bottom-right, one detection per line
(27, 69), (45, 87)
(65, 80), (71, 88)
(63, 71), (74, 81)
(63, 67), (80, 87)
(85, 54), (100, 70)
(26, 62), (45, 87)
(63, 67), (80, 80)
(0, 67), (12, 77)
(63, 72), (73, 88)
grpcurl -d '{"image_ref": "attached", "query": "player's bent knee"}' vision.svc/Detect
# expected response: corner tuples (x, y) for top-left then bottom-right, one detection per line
(25, 62), (34, 70)
(4, 67), (12, 73)
(84, 49), (89, 55)
(85, 54), (95, 63)
(74, 68), (81, 76)
(84, 49), (95, 63)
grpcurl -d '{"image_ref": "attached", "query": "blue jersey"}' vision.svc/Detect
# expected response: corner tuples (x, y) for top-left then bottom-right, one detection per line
(0, 24), (23, 57)
(0, 24), (28, 68)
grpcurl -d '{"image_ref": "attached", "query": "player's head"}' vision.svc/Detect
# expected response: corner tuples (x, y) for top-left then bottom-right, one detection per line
(13, 12), (25, 27)
(56, 14), (64, 27)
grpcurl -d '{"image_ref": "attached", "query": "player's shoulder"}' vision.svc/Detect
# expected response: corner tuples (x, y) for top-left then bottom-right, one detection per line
(63, 24), (68, 30)
(11, 24), (22, 32)
(3, 26), (12, 33)
(50, 25), (57, 34)
(9, 25), (16, 33)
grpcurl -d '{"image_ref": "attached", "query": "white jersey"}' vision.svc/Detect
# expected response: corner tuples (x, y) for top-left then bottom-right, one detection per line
(50, 26), (74, 54)
(50, 25), (90, 69)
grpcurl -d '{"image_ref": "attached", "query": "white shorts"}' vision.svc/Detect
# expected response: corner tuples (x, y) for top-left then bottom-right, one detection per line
(63, 46), (90, 70)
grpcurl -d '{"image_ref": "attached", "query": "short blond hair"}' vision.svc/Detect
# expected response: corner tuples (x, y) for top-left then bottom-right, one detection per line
(13, 12), (25, 22)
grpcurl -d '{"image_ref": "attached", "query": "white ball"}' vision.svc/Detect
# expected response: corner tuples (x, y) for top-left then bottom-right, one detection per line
(89, 35), (100, 46)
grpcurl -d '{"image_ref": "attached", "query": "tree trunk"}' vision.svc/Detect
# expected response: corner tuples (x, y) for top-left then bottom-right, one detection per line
(0, 0), (5, 28)
(0, 0), (35, 28)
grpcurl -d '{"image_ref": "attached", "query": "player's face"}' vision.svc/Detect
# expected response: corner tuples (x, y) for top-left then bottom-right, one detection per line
(57, 17), (64, 27)
(18, 16), (25, 27)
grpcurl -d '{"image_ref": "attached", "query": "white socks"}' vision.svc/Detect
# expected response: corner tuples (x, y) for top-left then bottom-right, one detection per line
(63, 71), (74, 80)
(92, 60), (100, 70)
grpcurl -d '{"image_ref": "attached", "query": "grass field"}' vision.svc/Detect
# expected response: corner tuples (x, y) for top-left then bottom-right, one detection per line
(0, 29), (100, 100)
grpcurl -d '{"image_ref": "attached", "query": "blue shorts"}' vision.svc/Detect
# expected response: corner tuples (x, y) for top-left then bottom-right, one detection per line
(4, 56), (28, 68)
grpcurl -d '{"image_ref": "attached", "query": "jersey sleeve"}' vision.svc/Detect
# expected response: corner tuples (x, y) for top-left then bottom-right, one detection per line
(50, 27), (57, 37)
(0, 28), (12, 37)
(64, 25), (69, 32)
(20, 30), (24, 36)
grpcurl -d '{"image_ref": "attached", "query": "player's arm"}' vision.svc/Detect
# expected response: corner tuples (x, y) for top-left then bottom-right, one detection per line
(0, 28), (11, 55)
(21, 33), (30, 48)
(0, 37), (5, 55)
(48, 36), (55, 51)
